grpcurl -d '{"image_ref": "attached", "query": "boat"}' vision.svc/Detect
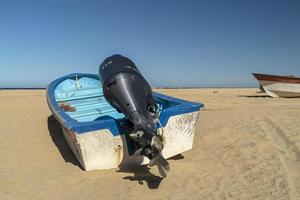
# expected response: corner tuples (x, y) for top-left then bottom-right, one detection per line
(252, 73), (300, 98)
(46, 73), (204, 170)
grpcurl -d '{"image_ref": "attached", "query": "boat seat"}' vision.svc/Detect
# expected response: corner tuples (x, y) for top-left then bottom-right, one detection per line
(56, 91), (124, 122)
(55, 88), (103, 102)
(68, 105), (116, 118)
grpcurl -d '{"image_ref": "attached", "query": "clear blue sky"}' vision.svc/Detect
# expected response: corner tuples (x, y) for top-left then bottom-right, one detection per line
(1, 0), (300, 88)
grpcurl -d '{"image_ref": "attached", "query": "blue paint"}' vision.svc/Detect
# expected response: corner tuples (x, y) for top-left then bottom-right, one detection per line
(47, 73), (204, 136)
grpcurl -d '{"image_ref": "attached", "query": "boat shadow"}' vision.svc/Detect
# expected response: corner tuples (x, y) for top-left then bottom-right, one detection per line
(117, 142), (184, 190)
(117, 165), (163, 189)
(47, 115), (82, 169)
(238, 95), (271, 98)
(168, 154), (185, 160)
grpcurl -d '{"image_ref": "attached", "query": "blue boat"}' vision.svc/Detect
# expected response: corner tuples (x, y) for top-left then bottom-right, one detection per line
(47, 73), (204, 170)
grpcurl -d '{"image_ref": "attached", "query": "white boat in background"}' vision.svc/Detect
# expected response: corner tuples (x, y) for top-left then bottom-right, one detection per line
(252, 73), (300, 98)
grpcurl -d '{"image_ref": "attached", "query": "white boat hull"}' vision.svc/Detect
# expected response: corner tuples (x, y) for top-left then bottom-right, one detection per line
(259, 80), (300, 98)
(61, 111), (199, 170)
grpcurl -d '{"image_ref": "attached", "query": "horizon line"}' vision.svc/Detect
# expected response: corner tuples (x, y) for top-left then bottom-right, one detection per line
(0, 86), (258, 90)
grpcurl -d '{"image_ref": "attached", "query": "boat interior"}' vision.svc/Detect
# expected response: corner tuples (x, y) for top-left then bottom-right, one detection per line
(54, 76), (179, 123)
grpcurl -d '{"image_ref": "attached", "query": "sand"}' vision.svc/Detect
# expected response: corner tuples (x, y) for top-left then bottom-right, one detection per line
(1, 88), (300, 199)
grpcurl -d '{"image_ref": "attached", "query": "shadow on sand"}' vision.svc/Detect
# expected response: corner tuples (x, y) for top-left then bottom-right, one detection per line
(47, 115), (82, 169)
(118, 153), (185, 189)
(238, 95), (271, 98)
(118, 165), (163, 189)
(168, 154), (185, 160)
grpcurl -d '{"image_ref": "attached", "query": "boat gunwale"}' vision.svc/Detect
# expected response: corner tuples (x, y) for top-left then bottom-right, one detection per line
(47, 73), (204, 136)
(252, 73), (300, 84)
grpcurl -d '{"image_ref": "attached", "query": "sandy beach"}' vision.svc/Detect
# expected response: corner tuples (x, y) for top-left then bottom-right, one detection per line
(1, 88), (299, 200)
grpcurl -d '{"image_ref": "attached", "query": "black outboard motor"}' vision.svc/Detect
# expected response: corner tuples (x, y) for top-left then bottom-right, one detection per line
(99, 54), (169, 177)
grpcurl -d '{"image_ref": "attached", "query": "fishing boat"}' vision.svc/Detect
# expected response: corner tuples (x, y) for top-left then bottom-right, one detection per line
(46, 73), (203, 170)
(252, 73), (300, 98)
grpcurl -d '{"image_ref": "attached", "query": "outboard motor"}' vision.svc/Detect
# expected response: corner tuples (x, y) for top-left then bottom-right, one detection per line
(99, 54), (169, 177)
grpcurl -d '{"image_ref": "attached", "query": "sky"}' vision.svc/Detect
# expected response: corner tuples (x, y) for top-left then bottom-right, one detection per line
(0, 0), (300, 88)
